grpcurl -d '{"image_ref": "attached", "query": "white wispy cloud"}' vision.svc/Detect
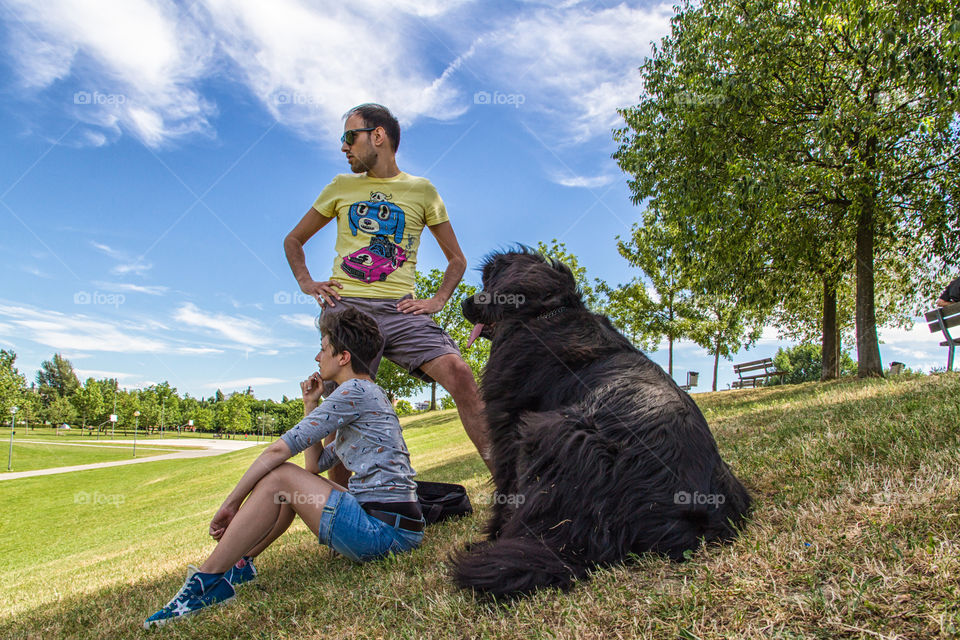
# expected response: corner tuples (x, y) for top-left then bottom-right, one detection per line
(93, 281), (168, 295)
(549, 171), (617, 189)
(90, 241), (152, 276)
(4, 0), (216, 148)
(0, 305), (169, 353)
(173, 302), (274, 348)
(280, 314), (318, 330)
(470, 3), (675, 142)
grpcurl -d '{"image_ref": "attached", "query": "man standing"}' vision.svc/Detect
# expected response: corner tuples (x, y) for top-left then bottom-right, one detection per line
(936, 276), (960, 308)
(284, 103), (492, 483)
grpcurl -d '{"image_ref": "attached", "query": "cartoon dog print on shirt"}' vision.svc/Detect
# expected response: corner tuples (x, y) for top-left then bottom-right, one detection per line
(347, 191), (406, 244)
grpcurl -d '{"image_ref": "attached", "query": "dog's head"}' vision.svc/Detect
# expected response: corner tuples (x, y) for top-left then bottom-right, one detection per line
(462, 247), (583, 346)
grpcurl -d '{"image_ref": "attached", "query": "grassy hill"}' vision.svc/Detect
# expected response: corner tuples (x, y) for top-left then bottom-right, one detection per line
(0, 373), (958, 639)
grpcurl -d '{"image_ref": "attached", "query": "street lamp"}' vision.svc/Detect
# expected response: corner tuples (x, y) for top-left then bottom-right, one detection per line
(133, 410), (140, 458)
(7, 406), (17, 471)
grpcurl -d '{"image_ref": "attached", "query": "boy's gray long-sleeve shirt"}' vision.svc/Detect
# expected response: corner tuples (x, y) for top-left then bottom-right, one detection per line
(280, 378), (417, 504)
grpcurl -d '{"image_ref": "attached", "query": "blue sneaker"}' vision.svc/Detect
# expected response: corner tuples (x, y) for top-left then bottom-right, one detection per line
(144, 566), (235, 629)
(223, 556), (257, 587)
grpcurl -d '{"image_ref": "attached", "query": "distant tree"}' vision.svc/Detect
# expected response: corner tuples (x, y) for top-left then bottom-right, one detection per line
(46, 395), (77, 427)
(36, 354), (79, 404)
(600, 223), (697, 376)
(217, 393), (253, 434)
(687, 294), (763, 391)
(0, 349), (27, 418)
(71, 378), (104, 431)
(375, 359), (426, 405)
(440, 394), (456, 410)
(771, 344), (857, 385)
(394, 399), (414, 416)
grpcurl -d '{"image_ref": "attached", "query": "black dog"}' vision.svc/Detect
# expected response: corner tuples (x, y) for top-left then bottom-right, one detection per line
(452, 248), (751, 597)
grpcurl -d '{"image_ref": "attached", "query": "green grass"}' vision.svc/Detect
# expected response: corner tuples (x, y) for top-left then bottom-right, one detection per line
(1, 376), (959, 639)
(0, 441), (189, 472)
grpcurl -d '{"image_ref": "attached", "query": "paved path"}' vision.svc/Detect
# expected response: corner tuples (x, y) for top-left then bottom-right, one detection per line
(0, 438), (264, 481)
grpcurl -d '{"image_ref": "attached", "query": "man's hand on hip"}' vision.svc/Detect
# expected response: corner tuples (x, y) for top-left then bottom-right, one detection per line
(397, 295), (444, 315)
(300, 279), (343, 307)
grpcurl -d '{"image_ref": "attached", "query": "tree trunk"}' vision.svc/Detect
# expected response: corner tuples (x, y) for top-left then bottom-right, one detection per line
(430, 382), (437, 411)
(821, 277), (839, 380)
(712, 344), (720, 392)
(668, 337), (674, 377)
(855, 136), (883, 377)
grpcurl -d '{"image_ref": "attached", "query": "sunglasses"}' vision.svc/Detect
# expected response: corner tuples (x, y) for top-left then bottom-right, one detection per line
(340, 127), (376, 145)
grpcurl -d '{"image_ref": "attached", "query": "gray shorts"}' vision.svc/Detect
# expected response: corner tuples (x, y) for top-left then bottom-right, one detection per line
(319, 294), (461, 385)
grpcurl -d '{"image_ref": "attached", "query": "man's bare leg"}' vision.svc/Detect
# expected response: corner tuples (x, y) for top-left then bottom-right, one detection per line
(419, 353), (493, 473)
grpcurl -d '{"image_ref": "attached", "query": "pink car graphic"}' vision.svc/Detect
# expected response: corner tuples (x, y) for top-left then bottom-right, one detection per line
(340, 244), (408, 283)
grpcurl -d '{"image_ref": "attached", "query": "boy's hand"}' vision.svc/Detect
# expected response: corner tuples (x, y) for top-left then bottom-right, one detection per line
(301, 372), (324, 407)
(209, 504), (238, 541)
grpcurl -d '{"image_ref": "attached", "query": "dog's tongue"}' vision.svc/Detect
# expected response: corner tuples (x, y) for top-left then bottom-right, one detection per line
(466, 323), (484, 349)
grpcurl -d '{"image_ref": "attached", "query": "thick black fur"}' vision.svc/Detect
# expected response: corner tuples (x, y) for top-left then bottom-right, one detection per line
(451, 248), (751, 597)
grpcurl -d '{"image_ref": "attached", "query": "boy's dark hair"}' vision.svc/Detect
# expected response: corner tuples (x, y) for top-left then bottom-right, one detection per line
(345, 103), (400, 152)
(317, 307), (384, 377)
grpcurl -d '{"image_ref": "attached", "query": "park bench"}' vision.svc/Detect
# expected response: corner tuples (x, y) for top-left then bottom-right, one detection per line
(731, 357), (786, 389)
(924, 301), (960, 371)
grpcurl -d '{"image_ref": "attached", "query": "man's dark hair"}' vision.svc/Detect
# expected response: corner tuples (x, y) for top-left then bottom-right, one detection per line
(317, 307), (383, 377)
(345, 103), (400, 152)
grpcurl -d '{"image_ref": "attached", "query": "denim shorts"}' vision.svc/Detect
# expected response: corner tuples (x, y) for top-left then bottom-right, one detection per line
(318, 489), (424, 563)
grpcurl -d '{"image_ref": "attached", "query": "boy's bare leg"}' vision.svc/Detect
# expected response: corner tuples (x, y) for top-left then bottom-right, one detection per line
(243, 503), (296, 559)
(200, 463), (336, 574)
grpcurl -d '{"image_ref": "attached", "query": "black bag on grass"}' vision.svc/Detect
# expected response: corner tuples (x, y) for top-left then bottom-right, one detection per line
(415, 480), (472, 524)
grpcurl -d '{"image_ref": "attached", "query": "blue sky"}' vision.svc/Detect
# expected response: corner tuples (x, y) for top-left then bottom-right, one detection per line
(0, 0), (949, 402)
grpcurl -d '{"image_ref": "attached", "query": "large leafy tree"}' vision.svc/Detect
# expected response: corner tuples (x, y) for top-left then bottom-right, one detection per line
(615, 0), (960, 379)
(35, 354), (80, 404)
(687, 294), (763, 391)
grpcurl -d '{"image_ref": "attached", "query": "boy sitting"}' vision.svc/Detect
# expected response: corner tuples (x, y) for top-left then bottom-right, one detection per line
(145, 307), (424, 628)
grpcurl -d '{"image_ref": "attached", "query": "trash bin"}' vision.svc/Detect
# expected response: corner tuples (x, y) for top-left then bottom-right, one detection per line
(687, 371), (699, 388)
(889, 362), (905, 375)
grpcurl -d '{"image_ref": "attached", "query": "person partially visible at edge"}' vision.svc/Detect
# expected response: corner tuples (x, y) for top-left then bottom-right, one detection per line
(283, 102), (494, 484)
(144, 307), (424, 628)
(936, 276), (960, 308)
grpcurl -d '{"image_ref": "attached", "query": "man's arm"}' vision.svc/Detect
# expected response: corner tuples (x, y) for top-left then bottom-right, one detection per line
(397, 220), (467, 315)
(284, 208), (343, 306)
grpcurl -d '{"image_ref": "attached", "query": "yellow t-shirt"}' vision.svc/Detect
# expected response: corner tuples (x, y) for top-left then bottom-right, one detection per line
(312, 172), (449, 299)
